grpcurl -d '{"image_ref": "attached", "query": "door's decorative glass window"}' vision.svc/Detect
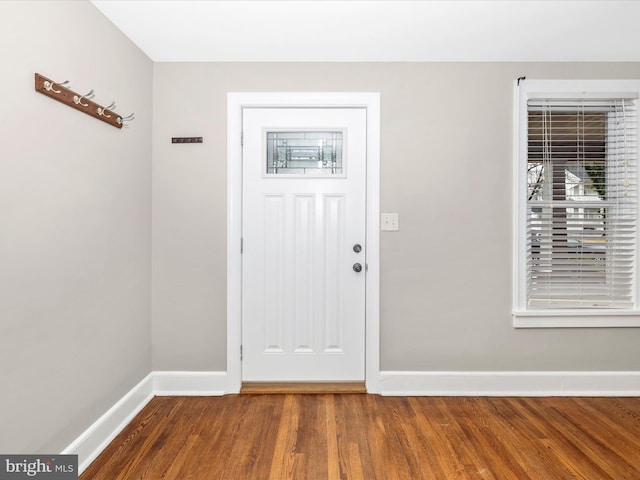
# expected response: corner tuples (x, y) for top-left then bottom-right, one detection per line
(266, 131), (343, 175)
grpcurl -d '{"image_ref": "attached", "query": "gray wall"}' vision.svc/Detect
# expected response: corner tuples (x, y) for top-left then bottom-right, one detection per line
(152, 62), (640, 373)
(0, 1), (152, 452)
(2, 0), (640, 457)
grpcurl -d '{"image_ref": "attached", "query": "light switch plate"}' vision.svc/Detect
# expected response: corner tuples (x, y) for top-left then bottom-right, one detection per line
(381, 213), (399, 231)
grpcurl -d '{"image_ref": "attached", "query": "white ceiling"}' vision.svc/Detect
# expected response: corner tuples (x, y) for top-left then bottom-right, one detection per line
(90, 0), (640, 62)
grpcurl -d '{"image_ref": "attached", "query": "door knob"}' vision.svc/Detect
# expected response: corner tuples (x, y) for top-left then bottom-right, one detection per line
(353, 244), (362, 253)
(353, 263), (362, 273)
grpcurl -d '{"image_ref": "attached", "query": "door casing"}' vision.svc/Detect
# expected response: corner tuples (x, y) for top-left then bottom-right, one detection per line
(226, 92), (381, 393)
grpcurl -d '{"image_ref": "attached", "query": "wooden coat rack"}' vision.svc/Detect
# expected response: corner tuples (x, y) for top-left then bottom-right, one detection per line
(34, 73), (134, 129)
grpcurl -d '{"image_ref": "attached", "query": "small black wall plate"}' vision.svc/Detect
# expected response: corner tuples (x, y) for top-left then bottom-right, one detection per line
(172, 137), (203, 144)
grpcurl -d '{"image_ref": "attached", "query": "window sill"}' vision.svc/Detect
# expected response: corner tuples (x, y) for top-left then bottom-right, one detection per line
(513, 310), (640, 328)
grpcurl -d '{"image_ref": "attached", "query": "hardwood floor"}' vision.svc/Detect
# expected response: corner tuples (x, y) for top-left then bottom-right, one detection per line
(80, 395), (640, 480)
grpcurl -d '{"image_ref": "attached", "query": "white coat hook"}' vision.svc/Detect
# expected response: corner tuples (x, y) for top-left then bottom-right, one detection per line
(73, 89), (94, 107)
(97, 101), (116, 118)
(117, 113), (135, 125)
(43, 79), (69, 94)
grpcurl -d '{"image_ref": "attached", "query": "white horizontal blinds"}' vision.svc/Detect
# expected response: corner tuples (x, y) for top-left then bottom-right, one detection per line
(526, 97), (637, 308)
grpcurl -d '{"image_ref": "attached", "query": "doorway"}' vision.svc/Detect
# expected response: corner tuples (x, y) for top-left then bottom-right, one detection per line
(227, 93), (380, 393)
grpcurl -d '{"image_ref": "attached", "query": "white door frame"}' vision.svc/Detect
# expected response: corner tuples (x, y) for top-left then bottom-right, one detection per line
(226, 93), (380, 394)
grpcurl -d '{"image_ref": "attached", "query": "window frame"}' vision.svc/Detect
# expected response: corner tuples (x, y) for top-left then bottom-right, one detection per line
(513, 79), (640, 328)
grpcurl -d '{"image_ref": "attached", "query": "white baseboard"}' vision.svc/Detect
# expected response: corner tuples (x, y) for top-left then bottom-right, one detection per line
(63, 371), (227, 475)
(379, 371), (640, 396)
(153, 371), (227, 396)
(61, 373), (155, 474)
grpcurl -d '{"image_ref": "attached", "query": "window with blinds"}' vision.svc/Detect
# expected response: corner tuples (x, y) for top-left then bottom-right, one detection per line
(525, 96), (637, 309)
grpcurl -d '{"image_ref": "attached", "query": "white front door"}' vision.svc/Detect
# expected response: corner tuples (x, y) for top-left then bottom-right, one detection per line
(242, 107), (367, 382)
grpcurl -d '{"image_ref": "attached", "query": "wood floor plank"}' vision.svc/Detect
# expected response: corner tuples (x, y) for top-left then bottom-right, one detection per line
(179, 394), (238, 480)
(337, 395), (377, 480)
(407, 397), (473, 480)
(573, 397), (640, 451)
(542, 398), (639, 479)
(510, 398), (611, 479)
(325, 395), (341, 480)
(484, 397), (586, 480)
(431, 397), (496, 479)
(296, 394), (329, 480)
(390, 397), (441, 479)
(448, 398), (534, 480)
(80, 395), (640, 480)
(567, 398), (640, 468)
(361, 395), (398, 479)
(269, 395), (299, 479)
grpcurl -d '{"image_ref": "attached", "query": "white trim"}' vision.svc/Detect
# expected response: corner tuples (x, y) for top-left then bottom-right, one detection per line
(227, 93), (381, 393)
(153, 371), (227, 396)
(63, 371), (227, 475)
(379, 371), (640, 396)
(512, 80), (523, 320)
(513, 79), (640, 328)
(514, 310), (640, 328)
(62, 373), (155, 474)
